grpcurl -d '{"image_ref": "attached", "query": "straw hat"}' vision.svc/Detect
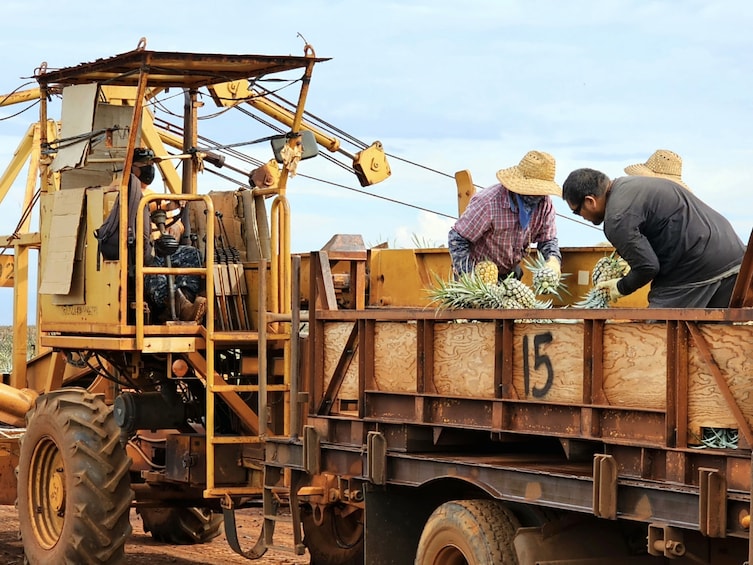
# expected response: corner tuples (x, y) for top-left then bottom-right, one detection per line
(496, 150), (561, 196)
(624, 149), (690, 190)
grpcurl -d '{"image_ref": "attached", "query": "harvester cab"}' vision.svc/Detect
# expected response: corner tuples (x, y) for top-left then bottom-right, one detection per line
(0, 38), (377, 564)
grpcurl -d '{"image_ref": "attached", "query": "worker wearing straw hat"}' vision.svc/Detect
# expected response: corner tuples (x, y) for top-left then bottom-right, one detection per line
(448, 150), (563, 282)
(624, 149), (691, 191)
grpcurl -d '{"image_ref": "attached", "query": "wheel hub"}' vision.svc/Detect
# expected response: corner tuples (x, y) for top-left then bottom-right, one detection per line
(48, 468), (66, 513)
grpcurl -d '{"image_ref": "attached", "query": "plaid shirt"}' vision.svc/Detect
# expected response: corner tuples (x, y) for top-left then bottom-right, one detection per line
(450, 183), (559, 276)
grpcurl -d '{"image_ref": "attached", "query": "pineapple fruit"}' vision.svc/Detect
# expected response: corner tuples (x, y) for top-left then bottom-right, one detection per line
(574, 252), (629, 308)
(523, 252), (570, 299)
(474, 260), (499, 285)
(428, 269), (551, 311)
(591, 253), (629, 286)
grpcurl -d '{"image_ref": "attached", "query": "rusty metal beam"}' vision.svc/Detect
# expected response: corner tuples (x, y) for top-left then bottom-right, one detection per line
(729, 228), (753, 307)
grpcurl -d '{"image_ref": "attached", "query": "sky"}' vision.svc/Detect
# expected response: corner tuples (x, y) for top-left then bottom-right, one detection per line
(0, 0), (752, 322)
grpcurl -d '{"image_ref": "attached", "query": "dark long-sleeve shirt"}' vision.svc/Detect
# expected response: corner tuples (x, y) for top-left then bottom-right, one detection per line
(605, 176), (744, 305)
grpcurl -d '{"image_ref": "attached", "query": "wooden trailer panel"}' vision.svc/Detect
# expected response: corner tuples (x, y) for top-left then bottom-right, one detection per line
(319, 318), (753, 448)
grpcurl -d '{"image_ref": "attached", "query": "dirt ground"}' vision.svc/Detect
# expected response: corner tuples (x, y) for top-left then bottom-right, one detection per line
(0, 504), (310, 564)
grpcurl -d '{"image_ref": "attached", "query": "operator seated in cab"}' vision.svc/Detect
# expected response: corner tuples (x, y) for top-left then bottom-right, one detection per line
(95, 148), (207, 323)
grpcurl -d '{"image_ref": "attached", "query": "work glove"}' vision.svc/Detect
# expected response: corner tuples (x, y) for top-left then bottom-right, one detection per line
(544, 256), (561, 278)
(595, 278), (624, 303)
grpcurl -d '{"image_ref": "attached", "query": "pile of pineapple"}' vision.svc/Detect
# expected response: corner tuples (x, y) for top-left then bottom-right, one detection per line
(428, 255), (564, 310)
(574, 252), (629, 308)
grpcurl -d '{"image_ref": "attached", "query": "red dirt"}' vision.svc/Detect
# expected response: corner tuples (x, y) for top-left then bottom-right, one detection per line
(0, 504), (310, 564)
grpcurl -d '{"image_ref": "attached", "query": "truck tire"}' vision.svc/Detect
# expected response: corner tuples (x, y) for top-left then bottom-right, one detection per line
(302, 504), (364, 565)
(415, 499), (521, 565)
(137, 506), (223, 544)
(17, 388), (133, 565)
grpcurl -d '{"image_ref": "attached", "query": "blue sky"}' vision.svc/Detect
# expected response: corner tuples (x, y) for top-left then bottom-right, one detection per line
(1, 0), (752, 322)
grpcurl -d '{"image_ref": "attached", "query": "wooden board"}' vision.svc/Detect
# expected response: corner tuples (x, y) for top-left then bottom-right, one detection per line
(373, 322), (417, 393)
(512, 322), (584, 403)
(603, 323), (666, 410)
(432, 322), (495, 397)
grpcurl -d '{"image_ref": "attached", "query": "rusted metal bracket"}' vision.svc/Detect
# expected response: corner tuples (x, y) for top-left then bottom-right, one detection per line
(648, 524), (686, 558)
(729, 228), (753, 307)
(302, 425), (321, 475)
(221, 493), (267, 559)
(592, 453), (617, 519)
(367, 431), (387, 485)
(311, 250), (338, 310)
(699, 467), (727, 537)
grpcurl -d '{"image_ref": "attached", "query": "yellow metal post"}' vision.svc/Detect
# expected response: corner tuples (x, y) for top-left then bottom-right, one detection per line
(0, 124), (34, 203)
(455, 169), (476, 217)
(11, 241), (28, 389)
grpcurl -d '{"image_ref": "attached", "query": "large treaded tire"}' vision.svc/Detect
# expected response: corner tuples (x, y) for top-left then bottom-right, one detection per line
(415, 499), (521, 565)
(302, 504), (364, 565)
(137, 506), (223, 544)
(17, 389), (133, 565)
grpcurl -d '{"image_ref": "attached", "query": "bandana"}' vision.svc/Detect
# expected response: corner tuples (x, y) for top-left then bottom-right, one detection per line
(512, 193), (542, 229)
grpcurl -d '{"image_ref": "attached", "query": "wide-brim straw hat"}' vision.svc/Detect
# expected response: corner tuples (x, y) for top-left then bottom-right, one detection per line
(496, 150), (562, 196)
(624, 149), (690, 190)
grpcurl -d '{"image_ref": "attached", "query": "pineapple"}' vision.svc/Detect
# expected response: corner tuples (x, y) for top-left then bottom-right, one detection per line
(573, 286), (613, 309)
(501, 275), (537, 308)
(574, 252), (629, 309)
(427, 270), (551, 311)
(523, 252), (570, 299)
(427, 271), (485, 310)
(474, 260), (499, 285)
(591, 252), (629, 285)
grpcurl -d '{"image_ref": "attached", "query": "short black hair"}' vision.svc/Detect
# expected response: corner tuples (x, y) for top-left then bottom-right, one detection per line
(562, 168), (610, 206)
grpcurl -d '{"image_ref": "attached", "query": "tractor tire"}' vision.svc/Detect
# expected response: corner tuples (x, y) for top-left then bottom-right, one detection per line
(414, 499), (521, 565)
(137, 506), (223, 544)
(302, 504), (364, 565)
(17, 388), (133, 565)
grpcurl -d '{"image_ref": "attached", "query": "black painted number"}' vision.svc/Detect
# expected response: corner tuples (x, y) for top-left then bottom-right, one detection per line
(522, 332), (554, 398)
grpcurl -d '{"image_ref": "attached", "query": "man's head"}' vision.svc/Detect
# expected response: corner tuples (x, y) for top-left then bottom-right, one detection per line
(132, 147), (157, 185)
(562, 168), (611, 225)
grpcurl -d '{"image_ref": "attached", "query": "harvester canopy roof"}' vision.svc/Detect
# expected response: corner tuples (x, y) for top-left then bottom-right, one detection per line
(34, 48), (329, 89)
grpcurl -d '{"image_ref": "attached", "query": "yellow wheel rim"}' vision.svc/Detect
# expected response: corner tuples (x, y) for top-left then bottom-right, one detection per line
(28, 437), (65, 549)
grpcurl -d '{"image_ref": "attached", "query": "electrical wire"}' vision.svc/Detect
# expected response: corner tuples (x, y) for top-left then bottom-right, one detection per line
(0, 81), (41, 121)
(133, 433), (167, 443)
(146, 86), (601, 231)
(127, 439), (166, 470)
(1, 188), (40, 255)
(0, 99), (39, 121)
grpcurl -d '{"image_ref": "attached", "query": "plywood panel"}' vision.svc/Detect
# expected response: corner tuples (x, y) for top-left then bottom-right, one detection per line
(602, 323), (666, 410)
(687, 324), (753, 442)
(433, 322), (495, 397)
(374, 322), (417, 393)
(323, 322), (359, 401)
(512, 322), (584, 403)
